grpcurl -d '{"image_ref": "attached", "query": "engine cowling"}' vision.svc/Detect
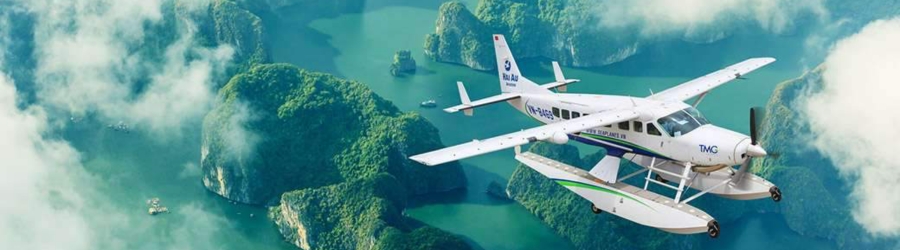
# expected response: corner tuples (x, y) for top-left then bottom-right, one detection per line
(546, 131), (569, 145)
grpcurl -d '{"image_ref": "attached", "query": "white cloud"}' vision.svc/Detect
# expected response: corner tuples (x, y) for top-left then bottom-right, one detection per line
(0, 9), (96, 248)
(0, 0), (243, 248)
(0, 64), (96, 249)
(167, 203), (230, 250)
(26, 0), (233, 138)
(221, 101), (262, 161)
(801, 17), (900, 236)
(0, 67), (240, 249)
(127, 31), (234, 135)
(592, 0), (828, 38)
(179, 162), (202, 179)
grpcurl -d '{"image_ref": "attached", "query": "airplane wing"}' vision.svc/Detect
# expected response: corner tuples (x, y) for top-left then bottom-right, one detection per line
(648, 58), (776, 102)
(409, 109), (640, 166)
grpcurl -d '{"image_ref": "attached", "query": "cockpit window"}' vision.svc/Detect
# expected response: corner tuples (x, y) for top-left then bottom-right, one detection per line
(683, 106), (710, 125)
(657, 107), (710, 137)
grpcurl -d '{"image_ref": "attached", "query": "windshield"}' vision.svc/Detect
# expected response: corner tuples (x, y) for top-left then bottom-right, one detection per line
(657, 107), (710, 137)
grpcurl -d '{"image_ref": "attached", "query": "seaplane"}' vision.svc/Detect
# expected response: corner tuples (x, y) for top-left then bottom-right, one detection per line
(410, 34), (782, 238)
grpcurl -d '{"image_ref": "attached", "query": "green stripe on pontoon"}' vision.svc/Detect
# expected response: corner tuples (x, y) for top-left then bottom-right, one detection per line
(554, 179), (655, 211)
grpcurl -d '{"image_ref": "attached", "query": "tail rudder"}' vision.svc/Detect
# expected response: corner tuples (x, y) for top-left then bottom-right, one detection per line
(493, 34), (549, 94)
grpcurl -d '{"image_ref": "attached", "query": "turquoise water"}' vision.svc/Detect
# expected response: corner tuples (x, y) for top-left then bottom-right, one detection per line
(707, 214), (835, 250)
(56, 1), (843, 249)
(63, 120), (294, 249)
(261, 1), (839, 249)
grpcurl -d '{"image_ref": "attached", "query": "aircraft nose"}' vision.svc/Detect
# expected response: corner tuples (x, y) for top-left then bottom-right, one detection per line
(745, 144), (767, 157)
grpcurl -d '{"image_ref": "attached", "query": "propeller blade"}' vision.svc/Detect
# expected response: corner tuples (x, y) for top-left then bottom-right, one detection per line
(750, 108), (758, 145)
(749, 106), (766, 145)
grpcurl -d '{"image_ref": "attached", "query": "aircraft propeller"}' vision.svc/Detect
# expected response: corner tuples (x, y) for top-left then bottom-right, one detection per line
(735, 107), (782, 201)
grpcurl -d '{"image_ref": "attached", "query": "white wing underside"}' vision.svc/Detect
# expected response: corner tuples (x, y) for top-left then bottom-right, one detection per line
(409, 109), (640, 166)
(648, 58), (776, 102)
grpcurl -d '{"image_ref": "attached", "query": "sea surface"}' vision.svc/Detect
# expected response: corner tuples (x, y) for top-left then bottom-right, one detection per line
(66, 0), (840, 249)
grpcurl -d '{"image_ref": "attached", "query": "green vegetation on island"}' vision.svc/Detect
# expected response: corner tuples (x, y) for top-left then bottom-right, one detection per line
(390, 50), (417, 76)
(200, 63), (468, 249)
(202, 63), (466, 204)
(200, 0), (270, 72)
(424, 0), (643, 70)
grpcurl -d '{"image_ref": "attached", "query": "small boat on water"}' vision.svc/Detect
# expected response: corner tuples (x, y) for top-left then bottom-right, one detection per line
(147, 197), (169, 215)
(420, 99), (437, 108)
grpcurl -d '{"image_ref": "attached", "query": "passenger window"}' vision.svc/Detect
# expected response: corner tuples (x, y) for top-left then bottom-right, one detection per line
(572, 112), (581, 119)
(562, 110), (570, 120)
(648, 124), (662, 136)
(604, 124), (611, 128)
(634, 121), (643, 133)
(552, 107), (560, 118)
(618, 121), (630, 131)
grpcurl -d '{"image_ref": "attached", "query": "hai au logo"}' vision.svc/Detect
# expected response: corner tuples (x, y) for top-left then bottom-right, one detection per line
(504, 60), (512, 71)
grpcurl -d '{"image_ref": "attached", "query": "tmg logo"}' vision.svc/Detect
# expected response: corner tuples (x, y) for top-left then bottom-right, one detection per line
(699, 144), (719, 154)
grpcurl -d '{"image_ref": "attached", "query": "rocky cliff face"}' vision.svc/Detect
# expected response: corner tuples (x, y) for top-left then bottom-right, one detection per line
(206, 0), (269, 71)
(271, 174), (406, 250)
(271, 174), (471, 250)
(390, 50), (417, 76)
(269, 173), (470, 249)
(424, 2), (494, 70)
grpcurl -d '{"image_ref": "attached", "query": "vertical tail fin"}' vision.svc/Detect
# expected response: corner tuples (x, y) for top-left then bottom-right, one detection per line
(493, 34), (551, 94)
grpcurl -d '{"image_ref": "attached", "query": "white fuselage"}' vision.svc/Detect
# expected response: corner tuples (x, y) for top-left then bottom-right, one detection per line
(507, 93), (752, 166)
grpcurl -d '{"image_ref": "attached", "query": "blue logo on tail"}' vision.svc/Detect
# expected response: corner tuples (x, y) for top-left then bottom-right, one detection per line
(504, 60), (512, 71)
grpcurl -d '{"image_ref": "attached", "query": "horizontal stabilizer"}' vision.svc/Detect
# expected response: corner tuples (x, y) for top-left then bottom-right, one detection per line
(541, 80), (579, 91)
(456, 81), (473, 116)
(545, 61), (578, 92)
